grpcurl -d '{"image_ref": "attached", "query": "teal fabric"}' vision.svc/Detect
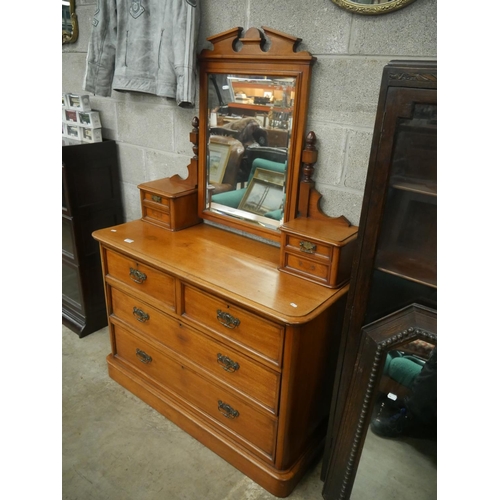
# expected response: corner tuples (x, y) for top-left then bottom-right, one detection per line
(383, 351), (425, 389)
(212, 158), (287, 209)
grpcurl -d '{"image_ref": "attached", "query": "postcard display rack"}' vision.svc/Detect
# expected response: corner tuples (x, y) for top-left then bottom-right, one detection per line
(62, 93), (103, 143)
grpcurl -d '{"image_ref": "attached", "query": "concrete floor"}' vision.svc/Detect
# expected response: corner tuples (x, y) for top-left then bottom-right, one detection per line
(62, 325), (436, 500)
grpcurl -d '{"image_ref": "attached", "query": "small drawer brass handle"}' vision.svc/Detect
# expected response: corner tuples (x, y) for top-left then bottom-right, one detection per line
(136, 348), (152, 364)
(152, 195), (162, 203)
(133, 306), (150, 323)
(299, 240), (316, 254)
(217, 353), (240, 373)
(217, 400), (239, 419)
(216, 310), (240, 329)
(129, 268), (147, 284)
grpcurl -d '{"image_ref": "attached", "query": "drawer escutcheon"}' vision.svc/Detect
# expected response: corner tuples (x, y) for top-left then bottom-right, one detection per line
(299, 240), (316, 254)
(217, 353), (240, 373)
(217, 400), (239, 419)
(217, 310), (240, 329)
(129, 267), (147, 284)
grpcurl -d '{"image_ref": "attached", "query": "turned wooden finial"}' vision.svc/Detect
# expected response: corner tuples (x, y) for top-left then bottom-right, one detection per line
(302, 131), (318, 183)
(190, 117), (199, 159)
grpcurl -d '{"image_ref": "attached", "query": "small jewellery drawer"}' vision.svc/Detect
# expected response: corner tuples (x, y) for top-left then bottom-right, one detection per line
(142, 204), (171, 229)
(279, 219), (358, 288)
(105, 249), (175, 310)
(113, 324), (277, 459)
(285, 234), (332, 260)
(110, 287), (280, 413)
(282, 252), (329, 282)
(143, 191), (171, 210)
(182, 285), (284, 367)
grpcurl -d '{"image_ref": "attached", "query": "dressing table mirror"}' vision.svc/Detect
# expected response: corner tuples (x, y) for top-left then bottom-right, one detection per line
(198, 26), (316, 243)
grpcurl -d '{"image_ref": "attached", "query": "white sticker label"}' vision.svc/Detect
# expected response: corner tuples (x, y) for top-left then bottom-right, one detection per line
(111, 229), (117, 232)
(290, 303), (298, 308)
(124, 239), (134, 243)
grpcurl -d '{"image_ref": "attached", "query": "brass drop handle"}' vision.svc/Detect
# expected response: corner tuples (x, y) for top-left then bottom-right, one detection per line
(217, 400), (239, 419)
(217, 353), (240, 373)
(299, 240), (316, 254)
(136, 348), (152, 364)
(129, 267), (147, 284)
(152, 195), (162, 203)
(133, 306), (150, 323)
(217, 310), (240, 329)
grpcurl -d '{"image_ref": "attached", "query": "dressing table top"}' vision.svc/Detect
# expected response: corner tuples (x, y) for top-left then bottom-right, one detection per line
(93, 220), (347, 324)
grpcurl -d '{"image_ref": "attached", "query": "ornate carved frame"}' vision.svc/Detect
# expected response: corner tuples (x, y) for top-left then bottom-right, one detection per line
(330, 0), (417, 16)
(322, 304), (437, 500)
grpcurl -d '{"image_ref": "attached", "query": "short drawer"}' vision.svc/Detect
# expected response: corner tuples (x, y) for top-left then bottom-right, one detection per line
(181, 285), (284, 367)
(285, 234), (332, 260)
(142, 203), (171, 228)
(110, 287), (280, 413)
(143, 191), (171, 210)
(113, 324), (277, 459)
(105, 249), (175, 310)
(282, 252), (330, 282)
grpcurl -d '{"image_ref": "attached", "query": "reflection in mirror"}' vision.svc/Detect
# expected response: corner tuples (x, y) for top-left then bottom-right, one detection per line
(205, 74), (295, 230)
(352, 341), (437, 499)
(330, 0), (417, 15)
(62, 0), (78, 44)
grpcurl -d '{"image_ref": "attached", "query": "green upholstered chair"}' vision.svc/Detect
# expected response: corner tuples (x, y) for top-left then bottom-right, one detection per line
(212, 157), (287, 220)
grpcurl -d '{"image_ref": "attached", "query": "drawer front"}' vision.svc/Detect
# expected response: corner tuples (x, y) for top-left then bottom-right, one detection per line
(113, 324), (277, 458)
(182, 285), (283, 367)
(143, 205), (171, 228)
(285, 234), (332, 260)
(105, 249), (175, 310)
(284, 252), (330, 282)
(110, 287), (280, 413)
(143, 191), (171, 210)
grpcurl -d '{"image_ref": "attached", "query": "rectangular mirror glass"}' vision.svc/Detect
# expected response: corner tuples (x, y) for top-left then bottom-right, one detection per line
(204, 73), (296, 230)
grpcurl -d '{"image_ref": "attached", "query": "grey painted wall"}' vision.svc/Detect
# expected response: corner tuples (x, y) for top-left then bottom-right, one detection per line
(62, 0), (437, 226)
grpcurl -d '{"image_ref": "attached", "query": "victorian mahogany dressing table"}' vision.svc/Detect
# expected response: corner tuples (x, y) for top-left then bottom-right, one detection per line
(93, 27), (357, 497)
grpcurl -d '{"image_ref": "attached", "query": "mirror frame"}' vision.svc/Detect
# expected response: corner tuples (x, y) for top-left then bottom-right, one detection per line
(62, 0), (79, 44)
(330, 0), (417, 16)
(198, 26), (316, 243)
(322, 303), (436, 500)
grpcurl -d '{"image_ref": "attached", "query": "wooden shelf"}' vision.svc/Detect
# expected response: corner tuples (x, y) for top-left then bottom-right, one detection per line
(375, 250), (437, 288)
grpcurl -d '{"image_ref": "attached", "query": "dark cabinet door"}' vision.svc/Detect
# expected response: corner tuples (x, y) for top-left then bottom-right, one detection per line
(62, 140), (124, 337)
(322, 61), (437, 500)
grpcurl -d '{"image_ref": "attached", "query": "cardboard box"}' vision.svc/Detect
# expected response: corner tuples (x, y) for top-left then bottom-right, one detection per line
(65, 123), (82, 140)
(81, 127), (102, 143)
(67, 93), (91, 112)
(63, 108), (79, 124)
(78, 110), (102, 128)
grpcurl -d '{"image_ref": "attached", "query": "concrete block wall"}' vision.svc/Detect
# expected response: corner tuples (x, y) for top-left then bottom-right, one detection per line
(62, 0), (437, 226)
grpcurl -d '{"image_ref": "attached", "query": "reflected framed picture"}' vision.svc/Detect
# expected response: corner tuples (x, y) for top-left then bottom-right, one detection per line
(208, 141), (231, 184)
(238, 168), (285, 216)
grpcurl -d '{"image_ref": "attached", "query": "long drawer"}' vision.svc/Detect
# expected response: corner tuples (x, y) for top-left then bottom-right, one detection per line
(105, 249), (175, 311)
(109, 286), (281, 414)
(113, 323), (277, 460)
(181, 285), (284, 367)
